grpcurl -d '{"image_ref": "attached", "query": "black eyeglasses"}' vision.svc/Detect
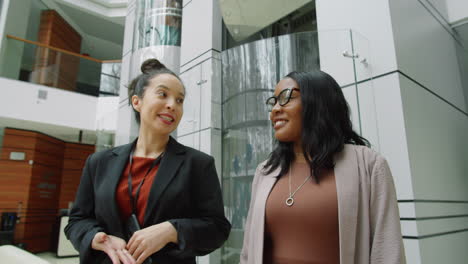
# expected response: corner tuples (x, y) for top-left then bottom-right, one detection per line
(265, 88), (300, 112)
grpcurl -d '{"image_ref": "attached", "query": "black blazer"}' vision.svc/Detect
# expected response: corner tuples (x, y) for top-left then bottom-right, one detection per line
(65, 137), (231, 264)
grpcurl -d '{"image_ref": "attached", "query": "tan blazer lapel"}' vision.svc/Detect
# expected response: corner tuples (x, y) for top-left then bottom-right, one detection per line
(252, 166), (279, 264)
(334, 145), (359, 263)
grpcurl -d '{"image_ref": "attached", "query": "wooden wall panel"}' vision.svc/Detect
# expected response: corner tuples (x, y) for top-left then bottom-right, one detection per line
(63, 143), (95, 159)
(0, 128), (95, 253)
(58, 142), (94, 209)
(0, 147), (34, 161)
(0, 129), (35, 250)
(33, 10), (82, 91)
(2, 134), (37, 150)
(26, 134), (64, 253)
(29, 165), (62, 204)
(4, 128), (38, 138)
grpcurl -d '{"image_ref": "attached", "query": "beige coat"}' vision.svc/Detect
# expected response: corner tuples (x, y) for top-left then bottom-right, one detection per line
(240, 144), (406, 264)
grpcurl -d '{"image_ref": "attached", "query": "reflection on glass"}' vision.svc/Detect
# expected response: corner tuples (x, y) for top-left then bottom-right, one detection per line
(95, 130), (115, 152)
(134, 0), (182, 49)
(278, 32), (320, 76)
(30, 47), (81, 92)
(100, 62), (121, 96)
(76, 58), (102, 94)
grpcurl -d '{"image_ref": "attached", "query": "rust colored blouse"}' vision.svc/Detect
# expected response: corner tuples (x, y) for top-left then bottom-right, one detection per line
(116, 157), (159, 226)
(263, 162), (340, 264)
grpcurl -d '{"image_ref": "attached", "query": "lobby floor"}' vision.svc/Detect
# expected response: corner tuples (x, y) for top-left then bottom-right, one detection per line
(36, 252), (78, 264)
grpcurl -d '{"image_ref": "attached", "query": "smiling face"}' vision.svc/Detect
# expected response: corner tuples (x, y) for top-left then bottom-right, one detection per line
(269, 77), (303, 143)
(131, 73), (185, 136)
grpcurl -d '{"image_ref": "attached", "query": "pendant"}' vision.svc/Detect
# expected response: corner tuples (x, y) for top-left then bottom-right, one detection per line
(286, 197), (294, 207)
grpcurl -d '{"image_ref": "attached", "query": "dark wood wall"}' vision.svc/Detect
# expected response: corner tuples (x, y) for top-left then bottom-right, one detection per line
(0, 128), (94, 253)
(59, 142), (95, 210)
(32, 10), (82, 91)
(0, 129), (35, 248)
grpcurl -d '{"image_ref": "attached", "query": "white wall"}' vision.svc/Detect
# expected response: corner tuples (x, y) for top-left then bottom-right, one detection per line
(400, 73), (468, 264)
(401, 74), (468, 201)
(0, 77), (98, 131)
(387, 1), (468, 263)
(177, 1), (223, 263)
(96, 96), (119, 131)
(315, 0), (415, 201)
(446, 0), (468, 24)
(316, 0), (398, 80)
(180, 0), (221, 67)
(426, 0), (449, 22)
(389, 0), (467, 112)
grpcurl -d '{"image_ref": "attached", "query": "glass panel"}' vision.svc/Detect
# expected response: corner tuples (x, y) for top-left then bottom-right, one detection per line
(100, 62), (121, 96)
(317, 30), (356, 86)
(221, 46), (247, 102)
(133, 0), (182, 49)
(277, 31), (320, 75)
(76, 56), (102, 96)
(25, 0), (49, 42)
(220, 30), (363, 263)
(2, 37), (114, 97)
(349, 30), (379, 149)
(95, 130), (115, 152)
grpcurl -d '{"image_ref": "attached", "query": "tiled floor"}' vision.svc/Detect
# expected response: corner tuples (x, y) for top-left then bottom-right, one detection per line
(36, 252), (79, 264)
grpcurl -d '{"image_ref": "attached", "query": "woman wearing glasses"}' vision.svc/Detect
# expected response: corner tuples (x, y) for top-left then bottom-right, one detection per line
(65, 59), (230, 264)
(240, 71), (405, 263)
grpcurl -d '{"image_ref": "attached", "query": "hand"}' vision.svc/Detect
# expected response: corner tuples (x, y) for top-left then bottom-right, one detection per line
(92, 232), (136, 264)
(127, 221), (178, 264)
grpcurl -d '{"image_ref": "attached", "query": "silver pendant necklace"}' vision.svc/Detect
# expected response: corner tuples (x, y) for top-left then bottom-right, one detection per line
(286, 164), (312, 207)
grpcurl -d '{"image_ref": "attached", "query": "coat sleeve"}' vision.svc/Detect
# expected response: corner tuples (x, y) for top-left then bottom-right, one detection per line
(166, 156), (231, 257)
(369, 156), (406, 264)
(239, 163), (263, 264)
(65, 154), (105, 263)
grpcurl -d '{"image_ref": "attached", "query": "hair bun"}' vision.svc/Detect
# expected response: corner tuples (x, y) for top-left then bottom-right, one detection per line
(141, 58), (166, 74)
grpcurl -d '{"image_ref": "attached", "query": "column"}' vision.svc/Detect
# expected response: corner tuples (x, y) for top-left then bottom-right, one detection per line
(116, 0), (183, 145)
(176, 0), (223, 263)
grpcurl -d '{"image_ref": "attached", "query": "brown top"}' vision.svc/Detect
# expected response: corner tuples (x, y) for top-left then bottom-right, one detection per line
(263, 162), (339, 264)
(116, 157), (159, 225)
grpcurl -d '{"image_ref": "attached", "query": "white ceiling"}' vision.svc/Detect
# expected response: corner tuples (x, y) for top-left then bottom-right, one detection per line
(220, 0), (313, 41)
(39, 0), (126, 60)
(55, 1), (124, 44)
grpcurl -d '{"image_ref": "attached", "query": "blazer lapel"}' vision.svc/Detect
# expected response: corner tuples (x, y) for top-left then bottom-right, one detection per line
(334, 145), (359, 264)
(143, 137), (185, 226)
(106, 140), (135, 237)
(253, 165), (280, 264)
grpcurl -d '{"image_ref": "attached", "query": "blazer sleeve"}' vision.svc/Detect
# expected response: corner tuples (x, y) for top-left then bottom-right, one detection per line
(65, 154), (105, 263)
(239, 163), (262, 264)
(166, 156), (231, 257)
(369, 156), (406, 264)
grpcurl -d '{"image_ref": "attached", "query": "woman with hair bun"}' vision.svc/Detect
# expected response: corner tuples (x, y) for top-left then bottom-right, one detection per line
(66, 59), (231, 264)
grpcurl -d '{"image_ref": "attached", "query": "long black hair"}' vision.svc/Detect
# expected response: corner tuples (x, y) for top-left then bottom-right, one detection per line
(264, 70), (369, 182)
(127, 59), (184, 124)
